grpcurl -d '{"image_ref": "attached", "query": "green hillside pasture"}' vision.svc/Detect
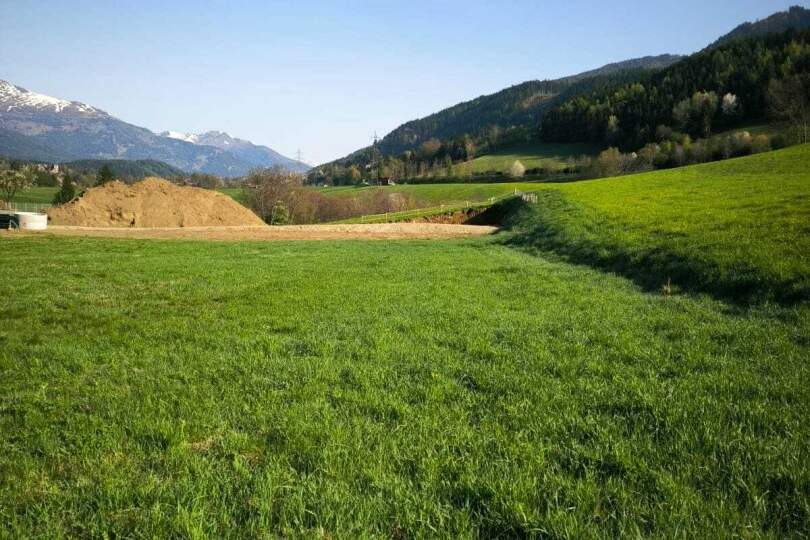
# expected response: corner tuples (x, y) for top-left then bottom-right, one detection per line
(1, 236), (808, 538)
(452, 141), (598, 176)
(499, 144), (810, 303)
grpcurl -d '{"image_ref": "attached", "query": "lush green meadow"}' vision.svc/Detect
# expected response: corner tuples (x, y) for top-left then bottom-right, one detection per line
(507, 144), (810, 303)
(2, 145), (809, 537)
(2, 234), (809, 538)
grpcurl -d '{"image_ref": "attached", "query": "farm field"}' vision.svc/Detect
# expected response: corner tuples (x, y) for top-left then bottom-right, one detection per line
(2, 145), (810, 537)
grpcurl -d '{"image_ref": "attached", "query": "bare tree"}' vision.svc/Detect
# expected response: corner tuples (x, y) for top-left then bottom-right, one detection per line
(769, 74), (810, 144)
(245, 167), (303, 222)
(0, 162), (35, 208)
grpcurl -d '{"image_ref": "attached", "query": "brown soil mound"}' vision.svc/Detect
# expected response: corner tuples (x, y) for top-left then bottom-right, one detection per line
(47, 178), (266, 228)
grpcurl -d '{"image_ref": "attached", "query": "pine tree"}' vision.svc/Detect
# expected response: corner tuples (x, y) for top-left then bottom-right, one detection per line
(95, 165), (114, 186)
(53, 175), (76, 206)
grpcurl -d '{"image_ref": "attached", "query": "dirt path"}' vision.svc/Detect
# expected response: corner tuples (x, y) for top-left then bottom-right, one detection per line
(4, 223), (499, 241)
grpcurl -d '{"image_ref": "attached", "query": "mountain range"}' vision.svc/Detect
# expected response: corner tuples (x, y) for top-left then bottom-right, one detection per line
(0, 81), (308, 176)
(159, 130), (305, 173)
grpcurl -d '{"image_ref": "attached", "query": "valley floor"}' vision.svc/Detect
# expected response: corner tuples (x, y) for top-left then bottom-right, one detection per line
(2, 234), (808, 538)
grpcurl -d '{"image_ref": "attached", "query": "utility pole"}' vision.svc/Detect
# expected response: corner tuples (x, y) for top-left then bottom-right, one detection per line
(371, 132), (379, 181)
(296, 149), (303, 165)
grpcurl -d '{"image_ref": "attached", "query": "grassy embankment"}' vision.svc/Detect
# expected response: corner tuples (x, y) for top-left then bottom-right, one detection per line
(1, 145), (809, 537)
(495, 143), (810, 303)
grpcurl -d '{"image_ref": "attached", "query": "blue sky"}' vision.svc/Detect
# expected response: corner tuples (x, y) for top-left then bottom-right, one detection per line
(0, 0), (804, 164)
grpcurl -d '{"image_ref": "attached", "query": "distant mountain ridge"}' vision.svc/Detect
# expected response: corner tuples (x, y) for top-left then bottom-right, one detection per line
(160, 130), (309, 172)
(709, 5), (810, 48)
(0, 80), (305, 176)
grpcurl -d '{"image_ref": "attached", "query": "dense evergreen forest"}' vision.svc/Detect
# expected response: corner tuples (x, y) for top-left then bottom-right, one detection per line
(539, 29), (810, 150)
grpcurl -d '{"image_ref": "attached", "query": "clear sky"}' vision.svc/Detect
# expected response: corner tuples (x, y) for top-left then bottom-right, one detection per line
(0, 0), (804, 164)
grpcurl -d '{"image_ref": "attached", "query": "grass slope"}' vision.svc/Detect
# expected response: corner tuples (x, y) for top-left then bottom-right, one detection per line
(1, 236), (808, 538)
(498, 144), (810, 303)
(452, 141), (597, 175)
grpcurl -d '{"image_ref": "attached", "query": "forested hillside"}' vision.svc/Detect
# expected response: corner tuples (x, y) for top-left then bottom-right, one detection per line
(373, 55), (680, 156)
(540, 29), (810, 150)
(311, 56), (679, 184)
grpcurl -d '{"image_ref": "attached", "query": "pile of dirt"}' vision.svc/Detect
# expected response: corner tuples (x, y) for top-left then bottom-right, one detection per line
(47, 178), (266, 228)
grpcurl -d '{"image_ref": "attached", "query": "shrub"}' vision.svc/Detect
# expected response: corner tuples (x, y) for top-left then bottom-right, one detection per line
(509, 160), (526, 178)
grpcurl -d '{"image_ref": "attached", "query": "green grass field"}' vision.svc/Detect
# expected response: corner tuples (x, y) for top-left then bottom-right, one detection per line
(2, 145), (809, 537)
(452, 141), (598, 176)
(9, 186), (58, 204)
(502, 144), (810, 303)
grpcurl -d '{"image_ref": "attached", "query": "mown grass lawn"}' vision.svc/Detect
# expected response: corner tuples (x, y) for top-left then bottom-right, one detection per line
(2, 233), (809, 538)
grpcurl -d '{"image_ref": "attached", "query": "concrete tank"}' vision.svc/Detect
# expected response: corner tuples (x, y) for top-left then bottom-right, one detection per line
(15, 212), (48, 231)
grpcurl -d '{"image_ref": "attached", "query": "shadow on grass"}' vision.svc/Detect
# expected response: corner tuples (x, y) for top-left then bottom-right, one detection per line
(479, 195), (808, 307)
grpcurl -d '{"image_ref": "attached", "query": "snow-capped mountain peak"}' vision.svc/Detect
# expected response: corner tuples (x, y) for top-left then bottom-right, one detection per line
(0, 80), (103, 115)
(160, 130), (200, 144)
(159, 129), (309, 171)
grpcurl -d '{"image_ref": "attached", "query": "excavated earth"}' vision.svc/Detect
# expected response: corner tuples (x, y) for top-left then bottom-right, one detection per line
(47, 178), (266, 227)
